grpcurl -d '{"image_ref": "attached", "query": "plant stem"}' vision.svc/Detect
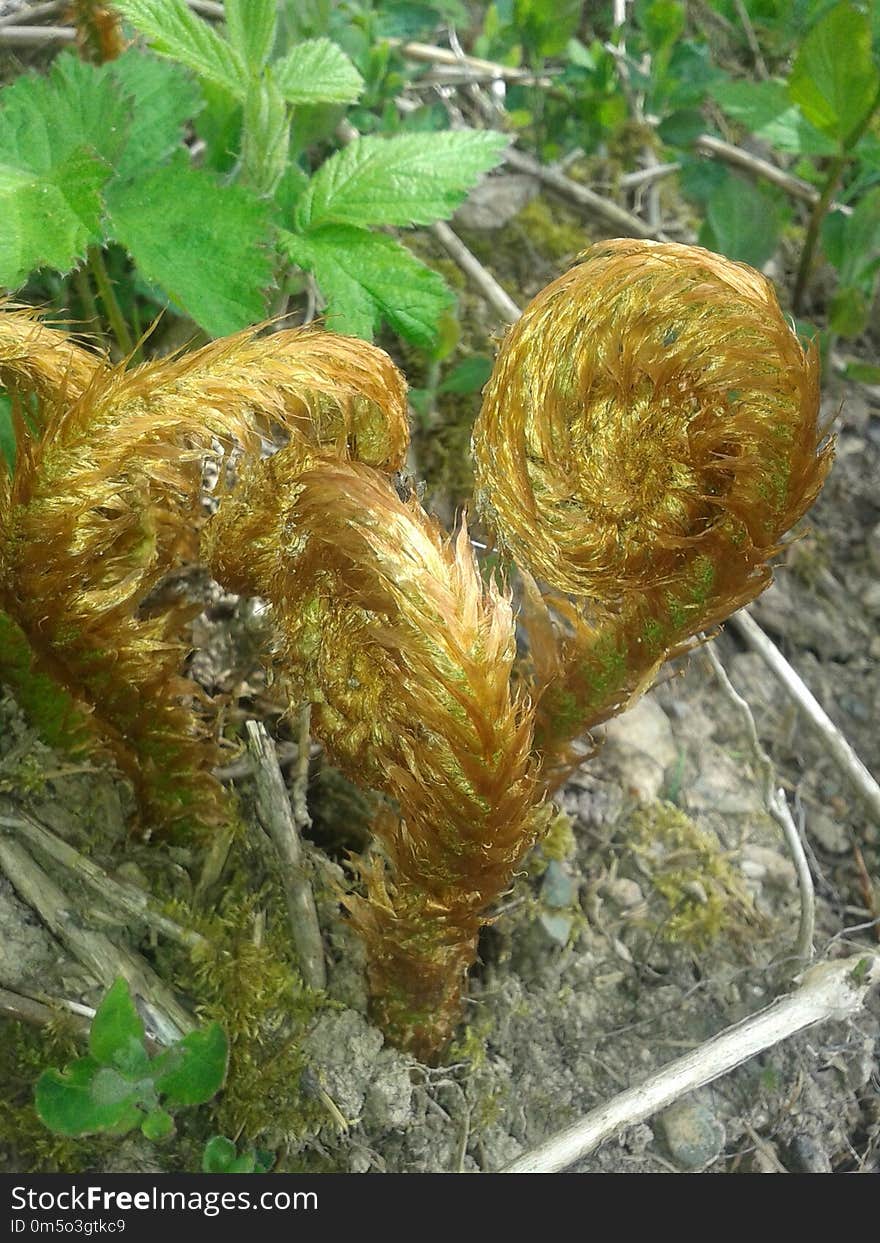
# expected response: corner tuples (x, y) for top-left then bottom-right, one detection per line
(791, 153), (847, 315)
(71, 265), (110, 350)
(87, 246), (136, 359)
(792, 87), (880, 316)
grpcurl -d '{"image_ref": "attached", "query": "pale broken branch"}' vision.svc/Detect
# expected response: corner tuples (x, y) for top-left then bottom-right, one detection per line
(0, 802), (205, 951)
(501, 954), (879, 1172)
(245, 719), (327, 991)
(730, 609), (880, 825)
(703, 643), (815, 968)
(0, 837), (193, 1044)
(504, 147), (668, 241)
(429, 220), (522, 324)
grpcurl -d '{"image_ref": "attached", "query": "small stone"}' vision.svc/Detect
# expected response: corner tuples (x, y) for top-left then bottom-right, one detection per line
(539, 911), (574, 944)
(739, 844), (797, 891)
(657, 1097), (725, 1170)
(808, 810), (850, 856)
(790, 1133), (831, 1173)
(602, 877), (644, 909)
(862, 581), (880, 618)
(868, 521), (880, 575)
(602, 695), (677, 769)
(453, 173), (539, 229)
(541, 860), (578, 909)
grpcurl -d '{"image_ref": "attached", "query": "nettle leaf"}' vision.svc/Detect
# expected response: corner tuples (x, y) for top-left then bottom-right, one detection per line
(273, 38), (364, 105)
(109, 49), (203, 181)
(114, 0), (248, 99)
(788, 2), (880, 145)
(105, 152), (272, 336)
(699, 174), (783, 268)
(709, 78), (837, 155)
(224, 0), (277, 72)
(280, 224), (454, 347)
(294, 130), (510, 230)
(153, 1022), (228, 1107)
(0, 152), (108, 287)
(0, 53), (131, 284)
(89, 977), (146, 1068)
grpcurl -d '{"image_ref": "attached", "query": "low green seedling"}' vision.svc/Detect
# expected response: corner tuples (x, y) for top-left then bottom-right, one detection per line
(202, 1135), (273, 1174)
(35, 978), (228, 1142)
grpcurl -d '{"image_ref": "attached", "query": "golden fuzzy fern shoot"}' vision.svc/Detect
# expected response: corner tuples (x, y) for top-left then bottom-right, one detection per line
(472, 240), (832, 770)
(0, 309), (406, 833)
(203, 450), (550, 1058)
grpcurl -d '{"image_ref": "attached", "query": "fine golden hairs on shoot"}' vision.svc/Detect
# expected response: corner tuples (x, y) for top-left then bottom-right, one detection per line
(203, 451), (550, 1058)
(0, 239), (832, 1059)
(0, 310), (406, 832)
(473, 240), (832, 776)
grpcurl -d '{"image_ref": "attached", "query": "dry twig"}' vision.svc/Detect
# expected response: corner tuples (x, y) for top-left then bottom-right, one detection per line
(0, 802), (205, 951)
(501, 954), (879, 1172)
(0, 837), (193, 1044)
(730, 609), (880, 825)
(703, 643), (815, 967)
(245, 719), (326, 991)
(0, 24), (74, 43)
(429, 221), (522, 323)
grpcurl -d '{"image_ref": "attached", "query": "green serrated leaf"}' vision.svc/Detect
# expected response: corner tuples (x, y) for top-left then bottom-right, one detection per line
(280, 224), (454, 346)
(105, 152), (272, 336)
(114, 0), (248, 99)
(109, 49), (203, 181)
(225, 0), (277, 71)
(709, 78), (837, 155)
(294, 130), (509, 230)
(788, 2), (880, 145)
(273, 37), (364, 105)
(35, 1061), (140, 1138)
(141, 1107), (176, 1141)
(202, 1135), (237, 1172)
(89, 978), (146, 1067)
(0, 53), (131, 283)
(699, 175), (783, 268)
(0, 150), (109, 287)
(153, 1022), (228, 1107)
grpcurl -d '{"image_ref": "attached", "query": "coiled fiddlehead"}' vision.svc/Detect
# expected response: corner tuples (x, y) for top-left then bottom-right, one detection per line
(0, 311), (406, 832)
(203, 450), (549, 1058)
(473, 240), (832, 770)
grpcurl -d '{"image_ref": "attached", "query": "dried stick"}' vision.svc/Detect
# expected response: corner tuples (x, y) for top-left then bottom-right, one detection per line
(0, 985), (92, 1037)
(187, 0), (224, 17)
(0, 2), (66, 27)
(620, 162), (681, 189)
(732, 0), (769, 79)
(0, 24), (74, 42)
(0, 803), (205, 951)
(501, 953), (878, 1172)
(386, 38), (555, 84)
(730, 609), (880, 824)
(0, 837), (193, 1044)
(693, 135), (851, 215)
(245, 719), (327, 991)
(429, 221), (522, 324)
(504, 147), (667, 241)
(703, 643), (815, 967)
